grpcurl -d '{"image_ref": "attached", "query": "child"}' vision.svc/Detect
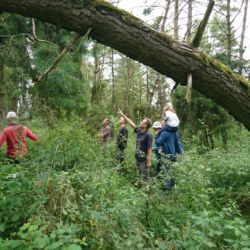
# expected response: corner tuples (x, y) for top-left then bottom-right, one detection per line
(163, 103), (180, 132)
(152, 121), (162, 175)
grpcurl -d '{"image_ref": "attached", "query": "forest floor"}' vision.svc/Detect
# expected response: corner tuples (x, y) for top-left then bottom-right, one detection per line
(0, 119), (249, 250)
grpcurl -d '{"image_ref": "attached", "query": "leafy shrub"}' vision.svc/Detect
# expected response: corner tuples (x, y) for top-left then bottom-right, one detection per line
(0, 119), (249, 249)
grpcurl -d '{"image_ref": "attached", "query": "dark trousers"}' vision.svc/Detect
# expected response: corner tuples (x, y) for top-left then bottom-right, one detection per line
(116, 148), (125, 163)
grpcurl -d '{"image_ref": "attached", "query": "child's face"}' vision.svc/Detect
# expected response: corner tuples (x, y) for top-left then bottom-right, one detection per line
(153, 128), (160, 133)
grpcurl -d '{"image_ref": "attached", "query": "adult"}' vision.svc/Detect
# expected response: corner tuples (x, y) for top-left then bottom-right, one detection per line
(98, 118), (111, 153)
(0, 111), (38, 159)
(118, 109), (152, 181)
(99, 118), (111, 143)
(156, 113), (183, 190)
(116, 117), (128, 164)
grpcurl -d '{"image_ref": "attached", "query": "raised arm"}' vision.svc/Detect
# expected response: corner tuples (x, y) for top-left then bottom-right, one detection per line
(117, 108), (136, 129)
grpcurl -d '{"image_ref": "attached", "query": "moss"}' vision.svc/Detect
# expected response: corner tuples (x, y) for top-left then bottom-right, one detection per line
(91, 0), (174, 46)
(198, 53), (250, 96)
(90, 0), (173, 46)
(156, 32), (173, 45)
(92, 0), (144, 27)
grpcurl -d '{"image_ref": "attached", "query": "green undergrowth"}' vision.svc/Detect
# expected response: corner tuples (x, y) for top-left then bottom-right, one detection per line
(0, 119), (249, 249)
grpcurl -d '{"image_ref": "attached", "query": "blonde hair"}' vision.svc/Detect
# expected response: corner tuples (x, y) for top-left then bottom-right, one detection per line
(163, 103), (176, 113)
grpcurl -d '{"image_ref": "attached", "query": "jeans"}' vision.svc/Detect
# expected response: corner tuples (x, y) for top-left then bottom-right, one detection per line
(166, 125), (178, 132)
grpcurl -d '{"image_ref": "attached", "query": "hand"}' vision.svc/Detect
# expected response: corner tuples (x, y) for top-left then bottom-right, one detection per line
(146, 159), (151, 168)
(117, 108), (124, 116)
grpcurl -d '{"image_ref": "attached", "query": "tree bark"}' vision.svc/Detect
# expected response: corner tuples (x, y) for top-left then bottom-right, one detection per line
(0, 0), (249, 129)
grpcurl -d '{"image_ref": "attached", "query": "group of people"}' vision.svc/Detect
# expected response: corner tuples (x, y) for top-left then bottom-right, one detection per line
(0, 106), (183, 189)
(99, 104), (183, 188)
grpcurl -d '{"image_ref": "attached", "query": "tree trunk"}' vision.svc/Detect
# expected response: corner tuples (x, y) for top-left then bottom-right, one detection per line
(174, 0), (179, 40)
(125, 58), (134, 115)
(226, 0), (232, 66)
(0, 0), (249, 129)
(186, 0), (193, 43)
(91, 43), (103, 104)
(156, 74), (166, 112)
(110, 48), (116, 111)
(239, 0), (249, 74)
(0, 64), (6, 117)
(161, 0), (171, 33)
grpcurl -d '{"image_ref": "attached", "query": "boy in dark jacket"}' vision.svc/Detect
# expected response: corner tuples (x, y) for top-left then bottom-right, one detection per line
(116, 117), (128, 163)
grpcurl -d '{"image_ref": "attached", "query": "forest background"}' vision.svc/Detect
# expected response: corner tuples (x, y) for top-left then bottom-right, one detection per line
(0, 0), (250, 249)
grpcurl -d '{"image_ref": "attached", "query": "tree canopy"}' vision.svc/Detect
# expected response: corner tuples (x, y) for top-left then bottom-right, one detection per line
(0, 0), (249, 129)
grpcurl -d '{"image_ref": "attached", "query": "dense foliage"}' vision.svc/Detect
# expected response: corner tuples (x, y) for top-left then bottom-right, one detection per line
(1, 0), (250, 249)
(0, 119), (249, 249)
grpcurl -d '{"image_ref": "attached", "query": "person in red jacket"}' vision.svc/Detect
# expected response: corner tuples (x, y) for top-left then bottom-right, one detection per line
(0, 111), (38, 158)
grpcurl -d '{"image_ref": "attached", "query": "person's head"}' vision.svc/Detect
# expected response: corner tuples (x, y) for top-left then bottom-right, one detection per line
(163, 102), (176, 118)
(7, 111), (17, 125)
(118, 117), (126, 126)
(164, 102), (174, 112)
(152, 121), (162, 132)
(102, 118), (109, 127)
(139, 118), (152, 130)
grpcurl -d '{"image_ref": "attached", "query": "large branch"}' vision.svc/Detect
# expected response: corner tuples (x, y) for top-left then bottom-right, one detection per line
(0, 0), (249, 129)
(191, 0), (215, 48)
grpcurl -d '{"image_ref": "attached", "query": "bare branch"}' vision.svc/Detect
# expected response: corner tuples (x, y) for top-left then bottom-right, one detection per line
(34, 29), (91, 83)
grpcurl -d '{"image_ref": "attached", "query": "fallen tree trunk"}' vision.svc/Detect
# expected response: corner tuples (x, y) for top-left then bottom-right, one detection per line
(0, 0), (249, 129)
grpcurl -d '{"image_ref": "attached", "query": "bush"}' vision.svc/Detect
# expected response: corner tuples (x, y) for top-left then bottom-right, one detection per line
(0, 119), (249, 249)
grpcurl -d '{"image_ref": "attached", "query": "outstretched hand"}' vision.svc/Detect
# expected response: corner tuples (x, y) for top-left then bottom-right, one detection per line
(117, 108), (124, 116)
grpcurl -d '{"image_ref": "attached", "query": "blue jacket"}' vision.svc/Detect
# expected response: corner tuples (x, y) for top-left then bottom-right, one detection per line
(153, 133), (161, 160)
(155, 127), (183, 160)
